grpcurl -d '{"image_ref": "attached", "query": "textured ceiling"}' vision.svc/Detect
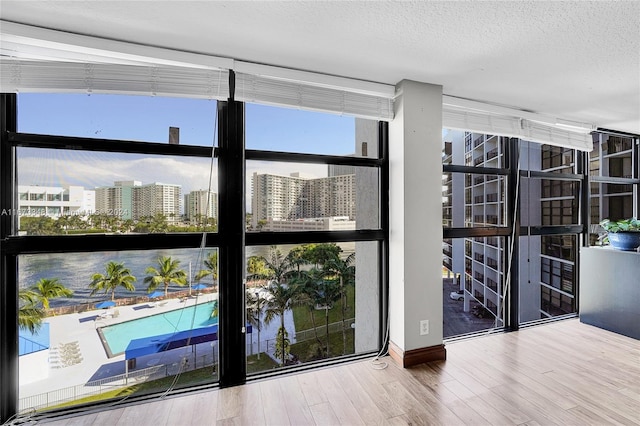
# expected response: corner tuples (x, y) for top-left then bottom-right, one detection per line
(1, 1), (639, 134)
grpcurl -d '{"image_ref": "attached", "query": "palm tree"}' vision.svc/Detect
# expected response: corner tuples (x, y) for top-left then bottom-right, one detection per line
(148, 213), (168, 233)
(23, 216), (56, 235)
(292, 268), (327, 353)
(144, 256), (187, 297)
(30, 278), (73, 310)
(195, 251), (218, 291)
(316, 278), (341, 356)
(246, 255), (269, 282)
(286, 246), (308, 278)
(261, 246), (294, 284)
(248, 246), (302, 365)
(263, 281), (299, 366)
(89, 261), (137, 301)
(305, 243), (342, 268)
(18, 289), (44, 334)
(246, 291), (262, 358)
(56, 215), (71, 234)
(324, 252), (355, 354)
(120, 219), (135, 233)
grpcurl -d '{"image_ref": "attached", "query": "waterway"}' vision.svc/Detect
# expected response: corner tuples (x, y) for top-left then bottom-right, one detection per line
(19, 242), (355, 308)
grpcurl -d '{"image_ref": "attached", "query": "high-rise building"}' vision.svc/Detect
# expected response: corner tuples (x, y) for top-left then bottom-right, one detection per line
(442, 130), (584, 326)
(251, 171), (355, 229)
(95, 181), (182, 223)
(184, 190), (218, 223)
(95, 180), (139, 220)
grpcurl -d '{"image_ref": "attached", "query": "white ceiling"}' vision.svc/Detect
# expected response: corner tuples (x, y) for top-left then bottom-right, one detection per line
(1, 1), (639, 134)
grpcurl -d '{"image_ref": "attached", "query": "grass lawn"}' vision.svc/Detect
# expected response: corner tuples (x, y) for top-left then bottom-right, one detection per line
(292, 285), (355, 331)
(290, 328), (355, 361)
(247, 353), (279, 373)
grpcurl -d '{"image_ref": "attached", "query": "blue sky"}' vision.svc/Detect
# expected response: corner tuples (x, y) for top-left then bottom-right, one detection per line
(17, 93), (356, 199)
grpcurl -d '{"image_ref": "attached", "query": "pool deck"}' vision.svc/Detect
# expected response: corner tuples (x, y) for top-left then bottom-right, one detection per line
(19, 288), (294, 403)
(20, 294), (218, 399)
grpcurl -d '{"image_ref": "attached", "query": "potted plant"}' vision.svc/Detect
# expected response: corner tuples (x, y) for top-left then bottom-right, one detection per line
(599, 218), (640, 251)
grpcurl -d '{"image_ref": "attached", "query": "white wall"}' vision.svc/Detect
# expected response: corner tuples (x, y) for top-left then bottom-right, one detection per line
(389, 80), (443, 352)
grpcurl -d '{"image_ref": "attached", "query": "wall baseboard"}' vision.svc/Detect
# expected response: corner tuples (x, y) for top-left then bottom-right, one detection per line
(388, 341), (446, 367)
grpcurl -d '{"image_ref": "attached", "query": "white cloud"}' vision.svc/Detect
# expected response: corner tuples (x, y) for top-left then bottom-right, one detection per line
(18, 149), (217, 194)
(18, 150), (326, 211)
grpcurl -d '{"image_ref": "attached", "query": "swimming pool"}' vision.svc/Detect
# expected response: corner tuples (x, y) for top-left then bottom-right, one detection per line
(99, 301), (217, 357)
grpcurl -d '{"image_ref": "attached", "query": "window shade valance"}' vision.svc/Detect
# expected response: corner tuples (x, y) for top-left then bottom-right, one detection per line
(234, 71), (394, 121)
(0, 21), (395, 121)
(0, 60), (230, 100)
(2, 20), (598, 144)
(443, 97), (595, 152)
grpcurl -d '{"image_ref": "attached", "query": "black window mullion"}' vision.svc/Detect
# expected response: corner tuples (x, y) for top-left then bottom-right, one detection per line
(246, 149), (382, 168)
(217, 99), (246, 387)
(1, 93), (19, 424)
(379, 121), (390, 351)
(1, 233), (222, 255)
(8, 132), (215, 158)
(506, 137), (520, 331)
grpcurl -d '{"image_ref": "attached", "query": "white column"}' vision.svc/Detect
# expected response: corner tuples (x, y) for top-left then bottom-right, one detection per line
(388, 80), (444, 361)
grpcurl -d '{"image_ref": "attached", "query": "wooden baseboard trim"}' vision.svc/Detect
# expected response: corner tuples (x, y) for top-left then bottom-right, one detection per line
(388, 341), (446, 368)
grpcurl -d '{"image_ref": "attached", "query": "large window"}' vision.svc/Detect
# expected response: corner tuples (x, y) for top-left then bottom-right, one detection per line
(3, 93), (387, 418)
(9, 93), (223, 415)
(589, 133), (639, 244)
(243, 103), (385, 373)
(442, 132), (600, 334)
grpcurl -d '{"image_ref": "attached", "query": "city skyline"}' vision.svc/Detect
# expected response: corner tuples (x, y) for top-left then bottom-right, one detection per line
(16, 93), (352, 208)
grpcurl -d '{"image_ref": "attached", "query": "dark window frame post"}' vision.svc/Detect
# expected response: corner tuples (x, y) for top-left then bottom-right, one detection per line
(217, 97), (247, 387)
(1, 93), (19, 424)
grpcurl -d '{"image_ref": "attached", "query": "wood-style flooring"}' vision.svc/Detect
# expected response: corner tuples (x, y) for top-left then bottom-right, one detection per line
(41, 319), (640, 425)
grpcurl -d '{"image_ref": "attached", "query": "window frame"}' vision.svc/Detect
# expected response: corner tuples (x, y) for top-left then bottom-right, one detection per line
(0, 93), (389, 421)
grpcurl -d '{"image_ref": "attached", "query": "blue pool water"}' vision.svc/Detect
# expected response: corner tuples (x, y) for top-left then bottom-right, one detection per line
(100, 302), (217, 356)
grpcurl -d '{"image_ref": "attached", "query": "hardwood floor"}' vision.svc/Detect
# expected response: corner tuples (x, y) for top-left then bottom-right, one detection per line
(41, 319), (640, 425)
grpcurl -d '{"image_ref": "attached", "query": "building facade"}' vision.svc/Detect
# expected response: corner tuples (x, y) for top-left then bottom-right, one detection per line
(442, 130), (582, 327)
(95, 180), (182, 223)
(184, 190), (218, 223)
(251, 171), (355, 229)
(17, 185), (95, 218)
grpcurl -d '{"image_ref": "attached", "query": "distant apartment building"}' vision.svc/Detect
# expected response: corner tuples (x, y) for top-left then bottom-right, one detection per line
(442, 130), (594, 324)
(94, 180), (138, 220)
(251, 171), (355, 229)
(261, 216), (355, 231)
(17, 185), (95, 217)
(184, 190), (218, 223)
(95, 180), (182, 222)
